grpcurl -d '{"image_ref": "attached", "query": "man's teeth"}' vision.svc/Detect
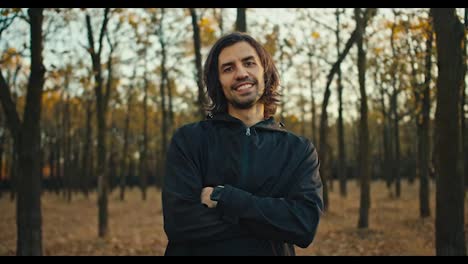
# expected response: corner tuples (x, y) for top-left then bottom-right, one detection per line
(237, 84), (253, 91)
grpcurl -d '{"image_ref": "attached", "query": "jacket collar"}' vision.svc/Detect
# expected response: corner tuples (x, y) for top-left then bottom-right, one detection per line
(207, 112), (287, 133)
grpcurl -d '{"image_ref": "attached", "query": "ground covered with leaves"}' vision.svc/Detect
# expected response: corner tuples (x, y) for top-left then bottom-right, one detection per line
(1, 180), (467, 255)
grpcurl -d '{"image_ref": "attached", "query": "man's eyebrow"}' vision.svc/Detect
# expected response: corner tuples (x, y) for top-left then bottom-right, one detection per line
(220, 56), (256, 69)
(241, 56), (255, 62)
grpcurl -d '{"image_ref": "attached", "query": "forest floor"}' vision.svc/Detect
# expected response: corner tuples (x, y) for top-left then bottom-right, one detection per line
(1, 180), (467, 256)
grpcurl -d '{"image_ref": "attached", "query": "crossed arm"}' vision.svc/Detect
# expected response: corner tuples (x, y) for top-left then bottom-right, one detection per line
(163, 128), (323, 247)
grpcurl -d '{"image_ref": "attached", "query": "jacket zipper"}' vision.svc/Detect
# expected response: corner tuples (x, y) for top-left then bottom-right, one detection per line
(240, 128), (250, 187)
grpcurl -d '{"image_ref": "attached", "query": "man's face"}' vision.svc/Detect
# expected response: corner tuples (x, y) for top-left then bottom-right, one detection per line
(218, 41), (265, 110)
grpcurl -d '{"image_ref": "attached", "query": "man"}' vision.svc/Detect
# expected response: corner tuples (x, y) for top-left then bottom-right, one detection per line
(162, 32), (323, 256)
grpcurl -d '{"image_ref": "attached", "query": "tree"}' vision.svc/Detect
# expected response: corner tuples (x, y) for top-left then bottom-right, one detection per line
(155, 8), (170, 161)
(463, 9), (468, 190)
(335, 8), (348, 197)
(119, 72), (135, 201)
(432, 8), (466, 256)
(236, 8), (246, 32)
(389, 11), (402, 198)
(85, 7), (111, 238)
(0, 8), (45, 255)
(317, 8), (375, 210)
(189, 8), (206, 120)
(403, 11), (433, 217)
(356, 8), (377, 229)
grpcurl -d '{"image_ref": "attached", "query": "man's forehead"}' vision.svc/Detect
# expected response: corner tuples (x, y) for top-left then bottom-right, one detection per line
(218, 42), (259, 63)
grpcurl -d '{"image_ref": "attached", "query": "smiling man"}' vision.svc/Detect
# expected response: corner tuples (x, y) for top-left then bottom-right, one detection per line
(162, 32), (323, 256)
(218, 42), (265, 114)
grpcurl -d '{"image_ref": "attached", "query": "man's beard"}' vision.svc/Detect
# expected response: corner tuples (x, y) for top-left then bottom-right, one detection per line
(228, 86), (265, 109)
(228, 78), (264, 109)
(229, 96), (258, 109)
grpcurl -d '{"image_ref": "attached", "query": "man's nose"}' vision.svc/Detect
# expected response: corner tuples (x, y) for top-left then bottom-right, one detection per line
(235, 66), (249, 80)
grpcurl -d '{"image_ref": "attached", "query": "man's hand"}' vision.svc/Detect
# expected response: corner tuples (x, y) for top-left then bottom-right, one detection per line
(201, 187), (218, 208)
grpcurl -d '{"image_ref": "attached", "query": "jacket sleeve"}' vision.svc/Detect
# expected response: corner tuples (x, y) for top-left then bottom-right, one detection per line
(162, 127), (240, 243)
(216, 141), (324, 248)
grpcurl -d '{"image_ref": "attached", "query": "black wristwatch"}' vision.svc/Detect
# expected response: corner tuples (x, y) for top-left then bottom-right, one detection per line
(210, 185), (225, 202)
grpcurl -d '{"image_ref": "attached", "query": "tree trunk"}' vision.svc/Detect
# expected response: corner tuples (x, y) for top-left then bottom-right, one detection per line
(391, 89), (401, 198)
(17, 8), (45, 255)
(140, 75), (149, 201)
(300, 97), (306, 136)
(85, 8), (110, 238)
(0, 133), (4, 198)
(432, 8), (466, 256)
(335, 8), (347, 197)
(120, 89), (132, 201)
(236, 8), (246, 32)
(356, 8), (371, 229)
(308, 55), (317, 145)
(63, 95), (72, 202)
(158, 8), (169, 159)
(82, 99), (92, 198)
(318, 16), (361, 211)
(389, 18), (401, 198)
(376, 69), (392, 192)
(54, 138), (61, 194)
(463, 8), (468, 190)
(10, 144), (17, 201)
(318, 85), (331, 211)
(419, 22), (433, 218)
(0, 8), (45, 255)
(189, 8), (206, 120)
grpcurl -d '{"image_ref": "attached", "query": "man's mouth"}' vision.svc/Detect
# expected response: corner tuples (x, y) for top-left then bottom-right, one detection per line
(234, 83), (254, 91)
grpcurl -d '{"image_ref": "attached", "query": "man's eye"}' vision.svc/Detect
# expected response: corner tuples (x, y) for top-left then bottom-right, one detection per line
(223, 67), (232, 72)
(245, 61), (254, 66)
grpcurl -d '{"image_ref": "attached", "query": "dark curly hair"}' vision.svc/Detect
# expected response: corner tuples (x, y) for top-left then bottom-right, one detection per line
(203, 32), (281, 118)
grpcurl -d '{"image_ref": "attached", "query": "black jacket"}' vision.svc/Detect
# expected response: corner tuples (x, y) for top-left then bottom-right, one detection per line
(162, 113), (323, 256)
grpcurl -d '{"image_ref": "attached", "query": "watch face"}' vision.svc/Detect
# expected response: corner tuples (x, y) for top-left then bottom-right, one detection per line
(211, 186), (223, 201)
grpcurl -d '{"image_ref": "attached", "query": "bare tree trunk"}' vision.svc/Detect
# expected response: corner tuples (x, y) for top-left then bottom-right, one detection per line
(420, 21), (433, 218)
(389, 16), (401, 198)
(85, 8), (110, 238)
(0, 8), (45, 255)
(308, 55), (317, 145)
(108, 149), (117, 194)
(10, 143), (17, 201)
(167, 78), (174, 135)
(318, 81), (331, 208)
(335, 8), (347, 197)
(189, 8), (206, 120)
(47, 139), (54, 193)
(432, 8), (466, 256)
(63, 95), (72, 202)
(82, 99), (92, 198)
(140, 74), (149, 201)
(318, 17), (362, 211)
(158, 8), (169, 159)
(16, 9), (45, 254)
(54, 137), (61, 194)
(120, 89), (132, 202)
(391, 89), (401, 198)
(0, 132), (4, 198)
(463, 8), (468, 190)
(300, 97), (306, 136)
(355, 8), (373, 229)
(376, 71), (392, 192)
(236, 8), (246, 32)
